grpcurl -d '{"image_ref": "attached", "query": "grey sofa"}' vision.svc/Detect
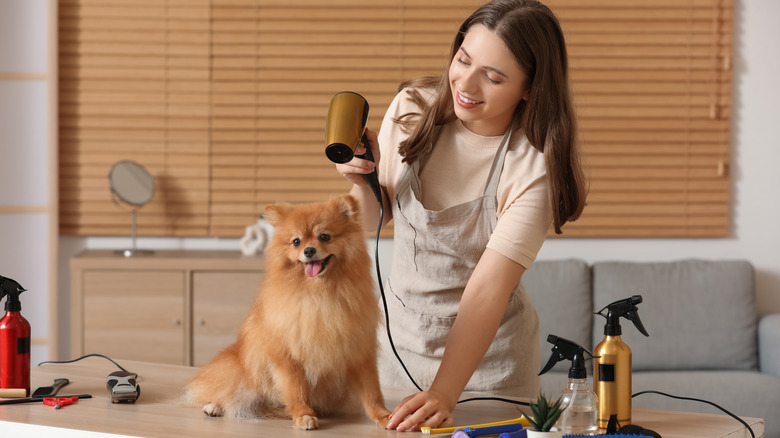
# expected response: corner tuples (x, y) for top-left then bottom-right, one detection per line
(522, 259), (780, 438)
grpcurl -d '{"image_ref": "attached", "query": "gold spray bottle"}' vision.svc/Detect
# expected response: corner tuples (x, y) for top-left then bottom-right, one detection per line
(592, 295), (649, 430)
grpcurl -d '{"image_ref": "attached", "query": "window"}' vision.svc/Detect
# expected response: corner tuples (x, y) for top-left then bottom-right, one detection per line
(59, 0), (732, 237)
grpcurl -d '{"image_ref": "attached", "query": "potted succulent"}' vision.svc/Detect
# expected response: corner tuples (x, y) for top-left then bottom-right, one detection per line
(522, 393), (564, 437)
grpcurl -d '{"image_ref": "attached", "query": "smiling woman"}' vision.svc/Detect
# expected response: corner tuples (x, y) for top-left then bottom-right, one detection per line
(333, 1), (585, 430)
(448, 25), (529, 136)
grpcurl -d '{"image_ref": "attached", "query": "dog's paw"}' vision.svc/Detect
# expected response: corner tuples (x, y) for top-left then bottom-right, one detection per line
(203, 403), (225, 417)
(375, 413), (391, 429)
(372, 409), (392, 428)
(293, 414), (319, 430)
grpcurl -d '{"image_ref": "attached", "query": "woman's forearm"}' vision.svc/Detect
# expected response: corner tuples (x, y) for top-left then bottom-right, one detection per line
(349, 183), (390, 231)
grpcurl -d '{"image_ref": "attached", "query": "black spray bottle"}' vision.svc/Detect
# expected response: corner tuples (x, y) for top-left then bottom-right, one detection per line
(592, 295), (649, 429)
(0, 276), (31, 395)
(539, 335), (599, 435)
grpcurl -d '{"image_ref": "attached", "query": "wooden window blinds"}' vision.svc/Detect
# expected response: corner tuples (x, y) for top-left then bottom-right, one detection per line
(59, 0), (733, 238)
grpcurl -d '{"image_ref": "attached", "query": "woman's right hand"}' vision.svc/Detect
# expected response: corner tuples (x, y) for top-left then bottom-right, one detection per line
(335, 127), (381, 187)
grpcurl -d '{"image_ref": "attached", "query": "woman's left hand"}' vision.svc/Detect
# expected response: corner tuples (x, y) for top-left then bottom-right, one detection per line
(385, 389), (455, 432)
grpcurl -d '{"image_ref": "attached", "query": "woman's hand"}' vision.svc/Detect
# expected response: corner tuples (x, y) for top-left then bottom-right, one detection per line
(386, 389), (455, 432)
(385, 250), (526, 432)
(334, 127), (381, 187)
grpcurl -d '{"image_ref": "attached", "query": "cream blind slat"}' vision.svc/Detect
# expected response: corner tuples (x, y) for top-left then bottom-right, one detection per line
(207, 0), (407, 236)
(60, 0), (732, 238)
(59, 0), (212, 237)
(547, 0), (731, 237)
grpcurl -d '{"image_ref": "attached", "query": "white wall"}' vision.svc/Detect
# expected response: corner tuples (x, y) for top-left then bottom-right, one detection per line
(0, 0), (54, 365)
(43, 0), (780, 358)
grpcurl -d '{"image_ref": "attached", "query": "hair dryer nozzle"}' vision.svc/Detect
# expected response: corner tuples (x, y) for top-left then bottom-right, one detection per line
(325, 92), (370, 164)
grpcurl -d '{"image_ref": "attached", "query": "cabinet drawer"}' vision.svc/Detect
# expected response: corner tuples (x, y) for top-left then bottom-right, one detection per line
(191, 271), (263, 367)
(83, 270), (185, 365)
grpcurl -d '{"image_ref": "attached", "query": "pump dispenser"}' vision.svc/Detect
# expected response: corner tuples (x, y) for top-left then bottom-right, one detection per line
(0, 276), (31, 395)
(592, 295), (649, 429)
(539, 335), (599, 435)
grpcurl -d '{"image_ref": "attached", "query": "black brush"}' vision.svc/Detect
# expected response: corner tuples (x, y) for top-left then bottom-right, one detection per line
(0, 378), (70, 405)
(31, 378), (69, 399)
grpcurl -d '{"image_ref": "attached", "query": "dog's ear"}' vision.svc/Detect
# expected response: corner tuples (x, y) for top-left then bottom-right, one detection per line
(334, 195), (361, 220)
(264, 203), (293, 227)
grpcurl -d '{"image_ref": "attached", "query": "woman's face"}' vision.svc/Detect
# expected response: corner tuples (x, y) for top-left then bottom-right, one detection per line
(448, 24), (529, 136)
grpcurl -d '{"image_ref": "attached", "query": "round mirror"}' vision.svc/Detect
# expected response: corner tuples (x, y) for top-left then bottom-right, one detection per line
(109, 160), (155, 207)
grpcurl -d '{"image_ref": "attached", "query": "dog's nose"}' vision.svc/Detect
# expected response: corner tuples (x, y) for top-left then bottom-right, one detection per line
(303, 247), (317, 258)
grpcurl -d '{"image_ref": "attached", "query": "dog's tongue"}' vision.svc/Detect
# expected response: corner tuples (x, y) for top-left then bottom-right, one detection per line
(305, 260), (323, 277)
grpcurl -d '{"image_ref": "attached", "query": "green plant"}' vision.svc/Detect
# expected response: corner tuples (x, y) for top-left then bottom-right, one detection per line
(522, 392), (563, 432)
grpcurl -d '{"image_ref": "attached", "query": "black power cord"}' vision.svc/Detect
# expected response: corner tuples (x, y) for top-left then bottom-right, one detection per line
(632, 390), (756, 438)
(38, 353), (132, 373)
(373, 196), (421, 393)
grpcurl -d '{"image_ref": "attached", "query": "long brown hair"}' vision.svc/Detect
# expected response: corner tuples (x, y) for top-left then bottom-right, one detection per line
(396, 0), (586, 234)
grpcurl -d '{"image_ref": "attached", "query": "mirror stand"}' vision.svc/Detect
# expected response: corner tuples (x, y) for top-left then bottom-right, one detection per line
(109, 160), (156, 257)
(115, 209), (154, 257)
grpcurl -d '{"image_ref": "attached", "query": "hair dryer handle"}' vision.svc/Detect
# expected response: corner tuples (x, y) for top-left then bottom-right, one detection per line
(355, 133), (382, 204)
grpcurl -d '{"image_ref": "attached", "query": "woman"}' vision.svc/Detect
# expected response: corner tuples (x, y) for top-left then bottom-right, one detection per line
(335, 0), (586, 431)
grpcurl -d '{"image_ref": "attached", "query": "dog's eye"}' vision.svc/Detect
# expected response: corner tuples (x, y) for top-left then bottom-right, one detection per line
(292, 238), (301, 247)
(318, 234), (331, 242)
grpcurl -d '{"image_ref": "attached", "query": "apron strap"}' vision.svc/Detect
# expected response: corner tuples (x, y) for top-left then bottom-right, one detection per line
(482, 124), (515, 195)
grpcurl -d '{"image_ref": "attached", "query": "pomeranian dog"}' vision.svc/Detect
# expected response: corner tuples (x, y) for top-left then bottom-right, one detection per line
(186, 195), (391, 430)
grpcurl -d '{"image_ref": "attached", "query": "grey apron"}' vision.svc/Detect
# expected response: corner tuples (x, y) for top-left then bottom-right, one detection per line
(378, 125), (541, 398)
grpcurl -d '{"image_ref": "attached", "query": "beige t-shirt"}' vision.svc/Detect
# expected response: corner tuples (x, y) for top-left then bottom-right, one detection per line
(377, 88), (552, 269)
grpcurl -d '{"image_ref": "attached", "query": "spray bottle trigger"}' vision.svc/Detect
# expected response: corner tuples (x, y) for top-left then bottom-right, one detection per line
(0, 277), (26, 298)
(0, 276), (26, 312)
(539, 348), (559, 376)
(627, 310), (649, 336)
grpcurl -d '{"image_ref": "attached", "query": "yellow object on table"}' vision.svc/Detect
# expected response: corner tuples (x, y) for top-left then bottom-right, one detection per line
(421, 416), (531, 434)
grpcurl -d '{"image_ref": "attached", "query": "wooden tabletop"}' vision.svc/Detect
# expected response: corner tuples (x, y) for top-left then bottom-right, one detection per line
(0, 358), (764, 438)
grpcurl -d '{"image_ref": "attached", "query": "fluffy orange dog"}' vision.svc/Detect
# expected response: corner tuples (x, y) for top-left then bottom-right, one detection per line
(186, 195), (390, 430)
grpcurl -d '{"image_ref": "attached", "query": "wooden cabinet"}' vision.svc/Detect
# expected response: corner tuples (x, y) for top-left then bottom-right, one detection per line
(71, 250), (265, 366)
(81, 269), (186, 365)
(191, 271), (261, 367)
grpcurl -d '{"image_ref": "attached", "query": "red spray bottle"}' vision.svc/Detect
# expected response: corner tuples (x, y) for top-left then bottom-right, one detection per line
(0, 276), (31, 396)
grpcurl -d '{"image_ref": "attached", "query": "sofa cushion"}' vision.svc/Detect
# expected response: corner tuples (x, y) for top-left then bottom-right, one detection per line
(759, 314), (780, 378)
(592, 259), (756, 371)
(523, 258), (592, 373)
(632, 370), (776, 438)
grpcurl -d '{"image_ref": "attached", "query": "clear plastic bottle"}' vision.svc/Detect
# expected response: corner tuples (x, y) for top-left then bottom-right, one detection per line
(557, 377), (599, 435)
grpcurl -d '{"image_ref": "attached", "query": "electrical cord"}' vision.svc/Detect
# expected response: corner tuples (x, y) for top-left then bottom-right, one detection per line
(370, 191), (529, 407)
(38, 353), (132, 373)
(373, 195), (422, 393)
(632, 390), (756, 438)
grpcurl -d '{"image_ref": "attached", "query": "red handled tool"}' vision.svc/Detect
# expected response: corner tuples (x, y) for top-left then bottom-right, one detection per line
(43, 396), (79, 409)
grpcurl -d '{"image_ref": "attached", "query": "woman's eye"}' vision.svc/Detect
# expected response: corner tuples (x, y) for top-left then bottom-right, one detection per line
(319, 234), (331, 242)
(292, 238), (301, 247)
(456, 56), (469, 65)
(486, 75), (500, 84)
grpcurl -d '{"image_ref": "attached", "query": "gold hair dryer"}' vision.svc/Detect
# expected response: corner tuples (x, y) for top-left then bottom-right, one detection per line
(325, 91), (381, 203)
(326, 91), (369, 164)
